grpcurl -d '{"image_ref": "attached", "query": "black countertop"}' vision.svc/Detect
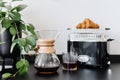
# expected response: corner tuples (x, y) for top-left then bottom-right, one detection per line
(1, 63), (120, 80)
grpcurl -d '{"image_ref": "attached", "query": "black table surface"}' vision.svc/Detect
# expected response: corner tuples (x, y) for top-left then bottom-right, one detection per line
(1, 63), (120, 80)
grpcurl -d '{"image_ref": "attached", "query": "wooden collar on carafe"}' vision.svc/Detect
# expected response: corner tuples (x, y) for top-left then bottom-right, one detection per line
(37, 39), (55, 46)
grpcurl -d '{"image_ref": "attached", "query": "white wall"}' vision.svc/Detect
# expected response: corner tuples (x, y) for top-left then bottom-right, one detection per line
(21, 0), (120, 55)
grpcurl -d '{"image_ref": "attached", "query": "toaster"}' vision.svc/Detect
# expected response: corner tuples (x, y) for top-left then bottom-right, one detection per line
(67, 32), (112, 68)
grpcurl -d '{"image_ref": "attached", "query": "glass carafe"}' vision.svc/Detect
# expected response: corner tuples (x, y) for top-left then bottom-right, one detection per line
(34, 30), (60, 74)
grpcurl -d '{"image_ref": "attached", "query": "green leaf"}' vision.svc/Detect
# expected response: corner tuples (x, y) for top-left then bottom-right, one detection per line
(16, 59), (29, 75)
(0, 12), (6, 18)
(24, 45), (30, 53)
(16, 60), (24, 69)
(18, 65), (28, 75)
(1, 19), (11, 28)
(12, 39), (23, 50)
(10, 42), (17, 53)
(2, 73), (12, 79)
(10, 12), (21, 21)
(13, 39), (22, 50)
(27, 24), (36, 35)
(9, 26), (17, 35)
(32, 34), (38, 40)
(20, 23), (26, 31)
(22, 59), (29, 68)
(27, 24), (35, 34)
(25, 35), (36, 47)
(22, 31), (28, 35)
(16, 59), (29, 69)
(19, 38), (26, 46)
(11, 4), (27, 12)
(13, 38), (19, 43)
(27, 23), (35, 30)
(30, 30), (36, 35)
(16, 38), (26, 48)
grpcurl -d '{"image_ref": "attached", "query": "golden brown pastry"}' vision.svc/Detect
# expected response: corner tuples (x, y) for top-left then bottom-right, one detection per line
(95, 24), (99, 28)
(76, 18), (99, 29)
(76, 23), (82, 29)
(81, 23), (86, 28)
(84, 18), (90, 28)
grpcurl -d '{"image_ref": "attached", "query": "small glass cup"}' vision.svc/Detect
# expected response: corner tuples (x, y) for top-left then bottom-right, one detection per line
(62, 52), (78, 71)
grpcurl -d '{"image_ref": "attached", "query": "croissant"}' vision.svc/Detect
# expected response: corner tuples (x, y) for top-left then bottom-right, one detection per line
(76, 18), (99, 29)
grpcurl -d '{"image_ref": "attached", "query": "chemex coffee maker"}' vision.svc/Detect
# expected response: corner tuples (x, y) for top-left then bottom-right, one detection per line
(34, 30), (60, 74)
(67, 30), (113, 68)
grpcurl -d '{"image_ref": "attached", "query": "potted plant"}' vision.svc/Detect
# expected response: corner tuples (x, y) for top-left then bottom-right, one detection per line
(0, 0), (37, 78)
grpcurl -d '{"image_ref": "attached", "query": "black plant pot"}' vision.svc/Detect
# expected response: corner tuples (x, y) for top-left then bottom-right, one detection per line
(0, 26), (21, 72)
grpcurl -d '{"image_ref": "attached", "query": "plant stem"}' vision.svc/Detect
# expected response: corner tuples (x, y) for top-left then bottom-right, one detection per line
(14, 22), (20, 38)
(14, 22), (24, 60)
(12, 71), (18, 77)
